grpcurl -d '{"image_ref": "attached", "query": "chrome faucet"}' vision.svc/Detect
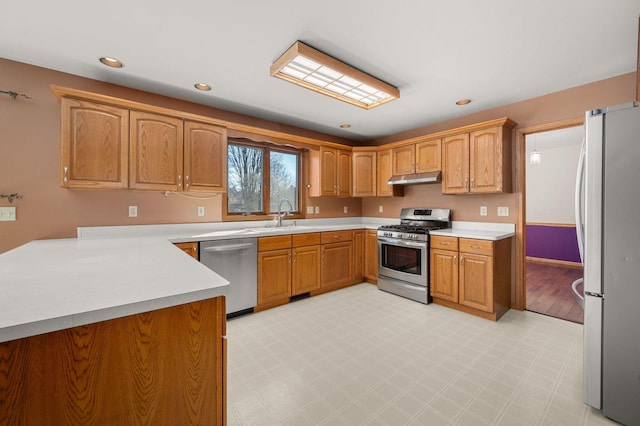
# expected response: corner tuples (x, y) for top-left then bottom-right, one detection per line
(276, 199), (294, 227)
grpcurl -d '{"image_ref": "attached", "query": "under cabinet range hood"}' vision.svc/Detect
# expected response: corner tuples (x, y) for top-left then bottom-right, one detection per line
(387, 171), (441, 186)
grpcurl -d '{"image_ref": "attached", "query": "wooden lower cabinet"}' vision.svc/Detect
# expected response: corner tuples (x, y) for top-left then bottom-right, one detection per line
(430, 235), (512, 321)
(292, 244), (321, 295)
(364, 229), (378, 282)
(0, 297), (226, 425)
(174, 241), (199, 259)
(258, 248), (292, 305)
(353, 229), (364, 282)
(321, 241), (353, 288)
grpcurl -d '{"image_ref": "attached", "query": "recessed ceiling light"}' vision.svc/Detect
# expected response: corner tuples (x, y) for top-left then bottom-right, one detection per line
(270, 41), (399, 110)
(339, 123), (351, 129)
(456, 98), (471, 106)
(194, 83), (212, 91)
(99, 57), (123, 68)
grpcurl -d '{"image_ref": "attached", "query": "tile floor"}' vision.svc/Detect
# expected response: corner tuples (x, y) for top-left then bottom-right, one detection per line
(227, 284), (615, 425)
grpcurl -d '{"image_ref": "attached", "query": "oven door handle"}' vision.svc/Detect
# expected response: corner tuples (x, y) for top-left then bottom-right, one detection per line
(377, 237), (427, 248)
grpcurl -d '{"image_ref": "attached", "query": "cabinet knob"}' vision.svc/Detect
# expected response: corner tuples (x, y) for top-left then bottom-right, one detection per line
(454, 255), (457, 266)
(471, 179), (475, 190)
(178, 174), (182, 188)
(185, 175), (190, 189)
(464, 178), (469, 190)
(469, 245), (482, 249)
(63, 166), (69, 183)
(439, 241), (449, 245)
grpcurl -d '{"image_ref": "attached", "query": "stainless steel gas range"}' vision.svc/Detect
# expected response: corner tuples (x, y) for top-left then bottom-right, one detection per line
(378, 208), (451, 304)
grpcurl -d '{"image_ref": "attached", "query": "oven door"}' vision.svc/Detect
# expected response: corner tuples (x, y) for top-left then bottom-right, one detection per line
(378, 236), (427, 286)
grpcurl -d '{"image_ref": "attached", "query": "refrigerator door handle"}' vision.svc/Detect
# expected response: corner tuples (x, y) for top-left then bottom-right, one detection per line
(575, 136), (586, 264)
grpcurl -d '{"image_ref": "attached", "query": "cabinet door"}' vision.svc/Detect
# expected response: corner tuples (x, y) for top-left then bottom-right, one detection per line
(364, 230), (378, 281)
(319, 147), (337, 196)
(61, 98), (129, 189)
(469, 127), (503, 193)
(258, 249), (291, 305)
(292, 245), (321, 295)
(430, 248), (458, 302)
(352, 230), (364, 281)
(184, 121), (227, 192)
(337, 149), (352, 197)
(415, 139), (441, 173)
(174, 242), (199, 259)
(459, 253), (493, 312)
(392, 145), (415, 175)
(376, 149), (403, 197)
(352, 152), (376, 197)
(442, 133), (470, 194)
(321, 242), (353, 288)
(130, 111), (184, 191)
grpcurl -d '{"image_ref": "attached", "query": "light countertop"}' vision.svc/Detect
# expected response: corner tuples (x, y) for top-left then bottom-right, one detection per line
(0, 217), (512, 343)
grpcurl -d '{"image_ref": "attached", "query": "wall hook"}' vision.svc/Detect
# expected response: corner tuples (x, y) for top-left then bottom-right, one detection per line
(0, 90), (31, 100)
(0, 193), (23, 203)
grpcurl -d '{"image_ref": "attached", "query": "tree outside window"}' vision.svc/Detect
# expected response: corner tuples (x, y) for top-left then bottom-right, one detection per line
(227, 141), (300, 216)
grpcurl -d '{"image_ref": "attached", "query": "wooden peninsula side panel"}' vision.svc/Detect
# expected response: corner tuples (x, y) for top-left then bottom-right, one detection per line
(0, 297), (226, 425)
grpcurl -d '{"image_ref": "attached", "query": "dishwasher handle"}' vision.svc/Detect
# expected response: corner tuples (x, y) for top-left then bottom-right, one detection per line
(203, 243), (255, 252)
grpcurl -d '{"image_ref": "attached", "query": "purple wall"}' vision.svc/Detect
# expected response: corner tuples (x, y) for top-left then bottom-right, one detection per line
(526, 224), (581, 263)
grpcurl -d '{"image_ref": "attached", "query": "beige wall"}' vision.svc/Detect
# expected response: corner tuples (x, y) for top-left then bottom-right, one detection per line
(0, 57), (636, 254)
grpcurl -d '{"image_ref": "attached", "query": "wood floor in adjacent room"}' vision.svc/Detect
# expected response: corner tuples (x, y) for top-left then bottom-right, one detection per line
(526, 261), (584, 324)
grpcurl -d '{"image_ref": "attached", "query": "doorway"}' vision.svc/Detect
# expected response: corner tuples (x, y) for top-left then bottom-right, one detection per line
(524, 126), (584, 323)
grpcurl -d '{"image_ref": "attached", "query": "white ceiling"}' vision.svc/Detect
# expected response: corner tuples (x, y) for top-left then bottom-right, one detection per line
(2, 1), (639, 141)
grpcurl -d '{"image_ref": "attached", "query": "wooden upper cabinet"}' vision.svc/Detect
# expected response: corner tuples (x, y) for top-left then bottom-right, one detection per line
(415, 139), (441, 173)
(337, 149), (352, 197)
(183, 121), (227, 192)
(442, 123), (513, 194)
(309, 146), (352, 197)
(392, 138), (441, 176)
(469, 126), (511, 193)
(129, 111), (184, 191)
(442, 133), (471, 194)
(377, 149), (404, 197)
(60, 98), (129, 189)
(392, 144), (415, 175)
(352, 151), (376, 197)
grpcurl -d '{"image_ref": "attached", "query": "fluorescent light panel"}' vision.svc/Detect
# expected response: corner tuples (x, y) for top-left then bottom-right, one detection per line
(270, 41), (399, 110)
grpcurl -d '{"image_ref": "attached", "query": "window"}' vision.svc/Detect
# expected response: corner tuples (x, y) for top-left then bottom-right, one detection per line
(227, 139), (301, 217)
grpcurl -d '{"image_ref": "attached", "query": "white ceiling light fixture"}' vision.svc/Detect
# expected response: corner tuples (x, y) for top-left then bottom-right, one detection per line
(270, 41), (399, 110)
(194, 83), (212, 91)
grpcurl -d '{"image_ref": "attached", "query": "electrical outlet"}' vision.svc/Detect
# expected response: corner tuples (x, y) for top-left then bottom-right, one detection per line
(315, 206), (320, 214)
(497, 206), (509, 217)
(480, 206), (487, 216)
(307, 206), (314, 214)
(0, 207), (16, 221)
(197, 206), (205, 217)
(344, 206), (348, 213)
(128, 205), (138, 218)
(379, 205), (383, 213)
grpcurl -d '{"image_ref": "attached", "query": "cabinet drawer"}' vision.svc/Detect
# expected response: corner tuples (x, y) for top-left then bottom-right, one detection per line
(431, 236), (458, 251)
(258, 235), (292, 251)
(321, 230), (353, 244)
(459, 238), (493, 256)
(293, 232), (321, 247)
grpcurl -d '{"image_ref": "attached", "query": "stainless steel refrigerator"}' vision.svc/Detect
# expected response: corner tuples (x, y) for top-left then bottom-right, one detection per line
(574, 102), (640, 425)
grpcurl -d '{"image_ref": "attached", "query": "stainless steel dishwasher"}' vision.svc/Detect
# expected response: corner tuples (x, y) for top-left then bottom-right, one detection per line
(200, 238), (257, 316)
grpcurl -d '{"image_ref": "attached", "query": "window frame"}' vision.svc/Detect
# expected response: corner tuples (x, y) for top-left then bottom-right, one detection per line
(223, 138), (305, 222)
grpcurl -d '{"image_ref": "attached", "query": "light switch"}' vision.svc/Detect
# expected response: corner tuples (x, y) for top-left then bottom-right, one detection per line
(128, 206), (138, 218)
(315, 206), (320, 214)
(344, 206), (348, 213)
(307, 206), (314, 214)
(197, 206), (205, 217)
(379, 205), (383, 213)
(480, 206), (487, 216)
(0, 207), (16, 221)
